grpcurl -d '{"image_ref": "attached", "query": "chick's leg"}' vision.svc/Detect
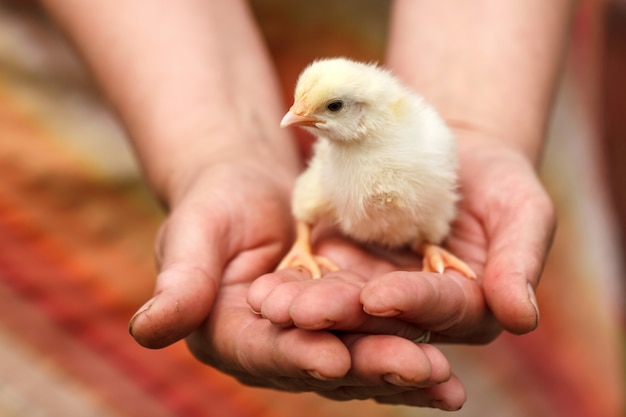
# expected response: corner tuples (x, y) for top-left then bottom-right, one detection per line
(419, 243), (476, 279)
(276, 220), (339, 279)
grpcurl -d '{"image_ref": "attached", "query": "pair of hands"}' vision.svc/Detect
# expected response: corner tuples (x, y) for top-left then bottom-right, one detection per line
(128, 137), (555, 411)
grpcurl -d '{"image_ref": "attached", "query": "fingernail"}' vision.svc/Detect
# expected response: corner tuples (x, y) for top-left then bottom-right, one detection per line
(303, 319), (336, 330)
(383, 374), (420, 387)
(307, 370), (330, 381)
(527, 283), (540, 330)
(362, 307), (400, 317)
(128, 295), (158, 335)
(430, 401), (446, 410)
(431, 400), (462, 411)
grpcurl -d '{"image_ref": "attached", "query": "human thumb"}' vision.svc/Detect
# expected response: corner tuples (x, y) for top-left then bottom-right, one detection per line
(129, 212), (228, 348)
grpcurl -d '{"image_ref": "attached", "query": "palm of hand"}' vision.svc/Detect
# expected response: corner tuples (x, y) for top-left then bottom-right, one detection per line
(130, 143), (552, 409)
(247, 186), (493, 344)
(126, 161), (462, 406)
(247, 143), (552, 343)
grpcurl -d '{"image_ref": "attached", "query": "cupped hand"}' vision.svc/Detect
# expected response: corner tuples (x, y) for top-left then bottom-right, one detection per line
(248, 141), (556, 344)
(359, 141), (555, 343)
(127, 158), (465, 410)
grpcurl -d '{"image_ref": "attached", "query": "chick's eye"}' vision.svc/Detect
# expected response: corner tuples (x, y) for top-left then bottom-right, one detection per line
(326, 100), (344, 112)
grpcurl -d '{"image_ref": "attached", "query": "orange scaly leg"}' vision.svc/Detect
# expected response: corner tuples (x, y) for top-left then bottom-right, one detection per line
(276, 220), (339, 279)
(420, 243), (476, 279)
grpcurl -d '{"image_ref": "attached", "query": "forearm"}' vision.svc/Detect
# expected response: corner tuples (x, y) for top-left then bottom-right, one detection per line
(387, 0), (576, 163)
(42, 0), (299, 202)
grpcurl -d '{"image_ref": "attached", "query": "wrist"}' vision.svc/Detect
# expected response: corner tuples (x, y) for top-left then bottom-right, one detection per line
(447, 117), (547, 167)
(136, 123), (301, 210)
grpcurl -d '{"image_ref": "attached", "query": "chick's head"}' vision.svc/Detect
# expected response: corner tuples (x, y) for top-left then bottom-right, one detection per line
(281, 58), (405, 143)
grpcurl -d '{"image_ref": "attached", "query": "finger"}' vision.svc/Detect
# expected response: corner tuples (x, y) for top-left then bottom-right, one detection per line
(317, 375), (466, 410)
(288, 272), (425, 338)
(373, 375), (466, 411)
(247, 269), (310, 315)
(129, 207), (229, 348)
(236, 319), (352, 380)
(258, 278), (307, 327)
(360, 271), (500, 343)
(342, 335), (452, 387)
(481, 171), (556, 334)
(189, 286), (352, 383)
(319, 335), (463, 408)
(254, 271), (425, 339)
(273, 272), (366, 329)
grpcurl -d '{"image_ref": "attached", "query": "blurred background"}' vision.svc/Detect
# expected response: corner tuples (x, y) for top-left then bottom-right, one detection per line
(0, 1), (623, 416)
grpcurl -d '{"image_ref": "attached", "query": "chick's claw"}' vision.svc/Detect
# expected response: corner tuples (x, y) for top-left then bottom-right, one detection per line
(421, 243), (477, 279)
(276, 220), (339, 279)
(276, 248), (339, 279)
(277, 253), (340, 279)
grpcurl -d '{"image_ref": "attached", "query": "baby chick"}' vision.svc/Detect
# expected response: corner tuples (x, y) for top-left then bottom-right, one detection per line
(277, 57), (475, 280)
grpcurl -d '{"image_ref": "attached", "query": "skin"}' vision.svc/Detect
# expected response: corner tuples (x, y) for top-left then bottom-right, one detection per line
(251, 0), (571, 340)
(386, 2), (571, 333)
(40, 0), (571, 410)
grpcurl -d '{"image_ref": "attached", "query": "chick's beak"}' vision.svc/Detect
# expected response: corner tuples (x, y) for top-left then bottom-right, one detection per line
(280, 102), (322, 128)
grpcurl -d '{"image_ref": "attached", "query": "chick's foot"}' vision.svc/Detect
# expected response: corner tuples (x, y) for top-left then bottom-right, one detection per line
(276, 221), (339, 279)
(420, 243), (476, 279)
(276, 249), (339, 279)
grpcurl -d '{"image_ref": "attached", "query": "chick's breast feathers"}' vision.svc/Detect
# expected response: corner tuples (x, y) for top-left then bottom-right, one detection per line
(289, 58), (459, 248)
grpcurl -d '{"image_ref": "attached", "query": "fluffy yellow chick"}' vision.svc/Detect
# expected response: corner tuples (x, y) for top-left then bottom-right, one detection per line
(277, 57), (475, 280)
